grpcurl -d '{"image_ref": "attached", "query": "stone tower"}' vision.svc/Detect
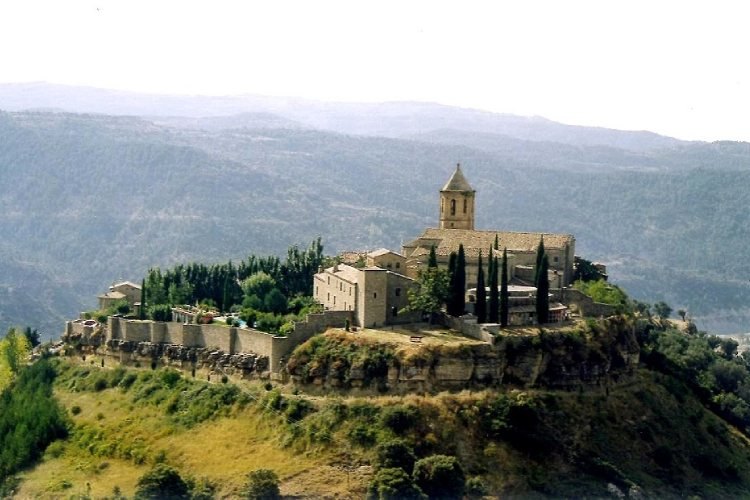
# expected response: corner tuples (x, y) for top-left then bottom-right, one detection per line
(439, 163), (475, 230)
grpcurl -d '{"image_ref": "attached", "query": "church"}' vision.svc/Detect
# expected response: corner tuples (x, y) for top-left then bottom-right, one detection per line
(313, 164), (576, 327)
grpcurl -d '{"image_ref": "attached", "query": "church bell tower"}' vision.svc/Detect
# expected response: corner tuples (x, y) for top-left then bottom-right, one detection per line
(439, 163), (475, 230)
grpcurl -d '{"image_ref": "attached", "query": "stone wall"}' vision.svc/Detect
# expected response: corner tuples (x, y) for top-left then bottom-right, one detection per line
(104, 310), (351, 375)
(441, 313), (497, 344)
(563, 288), (616, 317)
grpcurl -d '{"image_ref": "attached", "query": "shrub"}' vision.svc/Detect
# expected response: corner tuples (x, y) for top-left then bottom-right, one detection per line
(71, 405), (82, 415)
(380, 405), (419, 435)
(465, 476), (487, 497)
(412, 455), (465, 499)
(348, 423), (377, 447)
(134, 463), (189, 499)
(376, 439), (417, 474)
(367, 467), (425, 500)
(243, 468), (280, 499)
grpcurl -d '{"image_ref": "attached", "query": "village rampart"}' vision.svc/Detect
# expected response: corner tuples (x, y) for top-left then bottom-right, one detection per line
(104, 309), (352, 374)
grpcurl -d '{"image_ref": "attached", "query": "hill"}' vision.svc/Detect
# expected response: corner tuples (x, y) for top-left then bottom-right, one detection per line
(0, 86), (749, 335)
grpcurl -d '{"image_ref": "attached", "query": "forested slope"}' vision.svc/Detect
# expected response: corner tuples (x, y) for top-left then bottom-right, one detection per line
(0, 105), (749, 335)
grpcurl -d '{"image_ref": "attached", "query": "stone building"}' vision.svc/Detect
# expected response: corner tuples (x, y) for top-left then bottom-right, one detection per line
(98, 281), (142, 312)
(313, 261), (419, 328)
(402, 164), (576, 289)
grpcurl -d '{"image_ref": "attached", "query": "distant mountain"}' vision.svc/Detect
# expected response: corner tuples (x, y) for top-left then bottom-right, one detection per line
(0, 83), (683, 151)
(0, 86), (749, 336)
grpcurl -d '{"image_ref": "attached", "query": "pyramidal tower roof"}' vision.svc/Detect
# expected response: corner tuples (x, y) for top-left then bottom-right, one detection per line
(441, 163), (474, 192)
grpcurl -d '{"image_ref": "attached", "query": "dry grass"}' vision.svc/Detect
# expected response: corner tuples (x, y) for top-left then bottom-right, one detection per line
(15, 381), (365, 498)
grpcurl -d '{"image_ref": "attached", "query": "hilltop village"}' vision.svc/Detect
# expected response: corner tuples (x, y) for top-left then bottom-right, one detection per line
(65, 164), (612, 382)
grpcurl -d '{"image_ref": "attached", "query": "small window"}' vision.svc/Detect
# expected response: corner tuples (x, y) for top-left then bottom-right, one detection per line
(340, 282), (343, 291)
(327, 293), (330, 301)
(327, 277), (330, 285)
(463, 198), (467, 213)
(553, 256), (559, 263)
(315, 286), (318, 296)
(395, 288), (401, 297)
(387, 263), (392, 269)
(373, 292), (377, 299)
(450, 199), (456, 216)
(396, 262), (400, 269)
(333, 296), (336, 305)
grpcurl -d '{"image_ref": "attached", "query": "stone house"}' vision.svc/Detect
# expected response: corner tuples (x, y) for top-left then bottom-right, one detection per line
(313, 263), (419, 328)
(98, 281), (142, 312)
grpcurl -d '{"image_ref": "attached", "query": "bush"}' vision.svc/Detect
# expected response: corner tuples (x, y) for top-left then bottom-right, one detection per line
(243, 468), (280, 499)
(380, 405), (419, 435)
(71, 405), (82, 415)
(367, 467), (425, 500)
(465, 476), (487, 497)
(376, 439), (416, 474)
(134, 463), (189, 499)
(412, 455), (465, 499)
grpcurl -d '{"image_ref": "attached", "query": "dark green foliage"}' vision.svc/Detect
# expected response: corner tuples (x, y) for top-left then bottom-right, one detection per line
(488, 255), (499, 323)
(412, 455), (466, 499)
(379, 405), (419, 435)
(368, 467), (425, 500)
(376, 439), (417, 474)
(474, 252), (486, 323)
(0, 359), (68, 484)
(500, 248), (509, 327)
(148, 304), (173, 322)
(243, 468), (280, 500)
(573, 256), (607, 282)
(22, 326), (41, 348)
(534, 236), (546, 285)
(536, 254), (549, 324)
(653, 301), (672, 319)
(134, 463), (189, 499)
(453, 244), (466, 316)
(140, 278), (147, 320)
(428, 245), (438, 268)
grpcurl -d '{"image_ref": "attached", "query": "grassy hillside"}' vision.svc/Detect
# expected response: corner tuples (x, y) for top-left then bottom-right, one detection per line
(8, 352), (750, 498)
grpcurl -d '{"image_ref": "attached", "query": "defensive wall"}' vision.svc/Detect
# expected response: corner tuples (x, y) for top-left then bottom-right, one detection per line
(106, 310), (351, 374)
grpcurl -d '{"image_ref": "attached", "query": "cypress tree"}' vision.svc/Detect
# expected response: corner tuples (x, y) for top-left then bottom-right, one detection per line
(489, 255), (499, 323)
(475, 252), (487, 323)
(534, 236), (546, 286)
(536, 254), (550, 324)
(447, 252), (458, 316)
(500, 248), (509, 327)
(428, 245), (438, 268)
(456, 244), (466, 316)
(139, 278), (147, 320)
(494, 234), (499, 251)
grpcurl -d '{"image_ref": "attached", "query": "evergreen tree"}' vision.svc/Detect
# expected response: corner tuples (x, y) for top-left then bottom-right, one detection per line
(534, 236), (546, 286)
(455, 244), (466, 316)
(488, 255), (499, 323)
(139, 278), (146, 320)
(447, 252), (458, 316)
(500, 248), (509, 327)
(536, 254), (550, 324)
(494, 234), (499, 251)
(428, 245), (438, 268)
(475, 252), (487, 323)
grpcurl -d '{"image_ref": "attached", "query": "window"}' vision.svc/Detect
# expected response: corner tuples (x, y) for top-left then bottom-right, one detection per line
(463, 197), (467, 213)
(396, 262), (400, 269)
(333, 296), (336, 305)
(315, 286), (318, 296)
(340, 282), (343, 291)
(387, 263), (392, 269)
(327, 277), (330, 285)
(327, 293), (330, 301)
(395, 288), (401, 297)
(450, 199), (456, 216)
(553, 256), (559, 263)
(373, 292), (377, 299)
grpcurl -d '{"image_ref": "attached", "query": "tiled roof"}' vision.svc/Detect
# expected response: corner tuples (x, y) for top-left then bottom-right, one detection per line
(368, 248), (400, 258)
(441, 164), (474, 192)
(113, 281), (141, 290)
(404, 228), (573, 258)
(98, 291), (126, 300)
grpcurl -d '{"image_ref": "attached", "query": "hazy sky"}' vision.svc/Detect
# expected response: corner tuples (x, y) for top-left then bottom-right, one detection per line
(1, 1), (748, 142)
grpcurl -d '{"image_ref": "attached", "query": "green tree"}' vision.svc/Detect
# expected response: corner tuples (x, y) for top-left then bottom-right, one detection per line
(488, 255), (499, 323)
(368, 467), (425, 500)
(428, 245), (438, 268)
(139, 278), (147, 320)
(475, 252), (487, 323)
(376, 439), (417, 474)
(654, 301), (673, 319)
(22, 327), (41, 348)
(241, 272), (277, 300)
(243, 468), (280, 500)
(412, 455), (466, 499)
(536, 254), (549, 324)
(1, 328), (29, 377)
(449, 244), (466, 316)
(500, 248), (509, 327)
(534, 236), (546, 286)
(134, 464), (189, 499)
(263, 288), (288, 315)
(404, 268), (450, 324)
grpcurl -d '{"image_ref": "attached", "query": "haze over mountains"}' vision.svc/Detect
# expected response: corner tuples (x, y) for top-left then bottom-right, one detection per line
(1, 83), (748, 336)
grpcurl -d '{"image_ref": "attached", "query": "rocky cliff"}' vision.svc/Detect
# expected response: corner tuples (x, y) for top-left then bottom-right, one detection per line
(287, 317), (640, 392)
